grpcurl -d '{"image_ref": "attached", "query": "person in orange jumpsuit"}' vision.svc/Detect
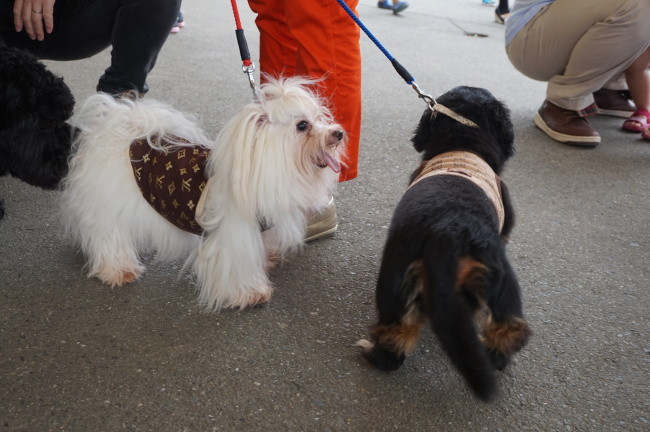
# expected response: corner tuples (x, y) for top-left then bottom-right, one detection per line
(247, 0), (362, 240)
(248, 0), (362, 183)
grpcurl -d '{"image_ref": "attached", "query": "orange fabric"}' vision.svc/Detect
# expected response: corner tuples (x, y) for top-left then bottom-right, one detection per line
(248, 0), (362, 181)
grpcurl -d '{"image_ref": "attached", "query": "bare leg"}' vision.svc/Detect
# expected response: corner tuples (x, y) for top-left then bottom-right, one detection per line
(623, 46), (650, 131)
(625, 47), (650, 111)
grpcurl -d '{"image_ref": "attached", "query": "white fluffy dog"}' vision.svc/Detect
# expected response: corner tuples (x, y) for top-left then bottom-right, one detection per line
(61, 77), (345, 310)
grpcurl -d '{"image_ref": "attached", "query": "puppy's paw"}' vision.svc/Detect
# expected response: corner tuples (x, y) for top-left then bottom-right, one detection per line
(357, 338), (406, 372)
(356, 339), (374, 350)
(487, 348), (510, 371)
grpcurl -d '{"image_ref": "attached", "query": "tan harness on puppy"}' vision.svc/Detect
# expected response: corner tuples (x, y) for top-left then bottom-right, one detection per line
(408, 151), (505, 232)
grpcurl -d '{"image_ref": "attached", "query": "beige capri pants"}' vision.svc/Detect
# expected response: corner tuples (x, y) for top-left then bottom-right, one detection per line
(506, 0), (650, 112)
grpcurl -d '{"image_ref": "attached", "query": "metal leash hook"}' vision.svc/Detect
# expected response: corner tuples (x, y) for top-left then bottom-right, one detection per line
(242, 62), (258, 102)
(411, 81), (436, 110)
(412, 81), (479, 128)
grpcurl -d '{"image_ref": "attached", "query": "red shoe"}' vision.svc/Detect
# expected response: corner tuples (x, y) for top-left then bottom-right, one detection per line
(622, 109), (650, 132)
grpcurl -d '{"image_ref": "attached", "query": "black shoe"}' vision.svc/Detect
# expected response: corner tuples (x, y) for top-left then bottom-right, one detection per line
(494, 8), (509, 24)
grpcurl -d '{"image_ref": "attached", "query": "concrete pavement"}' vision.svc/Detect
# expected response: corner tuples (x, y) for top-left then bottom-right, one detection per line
(1, 1), (648, 431)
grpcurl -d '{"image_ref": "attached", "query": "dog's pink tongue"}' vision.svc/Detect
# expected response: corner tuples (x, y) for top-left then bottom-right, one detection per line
(324, 153), (341, 173)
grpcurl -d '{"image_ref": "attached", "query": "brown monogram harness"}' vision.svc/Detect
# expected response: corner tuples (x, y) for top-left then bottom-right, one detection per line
(129, 136), (210, 235)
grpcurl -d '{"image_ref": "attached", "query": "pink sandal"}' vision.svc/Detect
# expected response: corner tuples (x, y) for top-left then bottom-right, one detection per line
(642, 127), (650, 141)
(622, 109), (650, 132)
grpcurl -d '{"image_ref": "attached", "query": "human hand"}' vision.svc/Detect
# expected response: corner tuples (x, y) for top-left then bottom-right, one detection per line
(13, 0), (56, 41)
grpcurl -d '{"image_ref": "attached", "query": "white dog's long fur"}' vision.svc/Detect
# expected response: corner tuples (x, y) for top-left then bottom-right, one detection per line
(62, 77), (344, 310)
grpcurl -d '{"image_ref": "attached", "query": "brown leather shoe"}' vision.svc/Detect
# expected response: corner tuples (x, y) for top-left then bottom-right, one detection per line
(593, 88), (636, 118)
(533, 100), (600, 147)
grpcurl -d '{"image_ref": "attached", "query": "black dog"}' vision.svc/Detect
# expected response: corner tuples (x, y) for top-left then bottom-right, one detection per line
(0, 41), (75, 219)
(358, 86), (530, 401)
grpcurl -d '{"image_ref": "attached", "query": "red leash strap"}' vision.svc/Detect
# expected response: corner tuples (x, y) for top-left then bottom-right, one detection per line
(230, 0), (257, 99)
(231, 0), (253, 68)
(231, 0), (244, 29)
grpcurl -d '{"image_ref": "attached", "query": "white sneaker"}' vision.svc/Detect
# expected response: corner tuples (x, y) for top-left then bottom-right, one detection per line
(305, 197), (337, 242)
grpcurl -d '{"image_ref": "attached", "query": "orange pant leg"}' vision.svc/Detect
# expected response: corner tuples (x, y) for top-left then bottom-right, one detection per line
(248, 0), (362, 181)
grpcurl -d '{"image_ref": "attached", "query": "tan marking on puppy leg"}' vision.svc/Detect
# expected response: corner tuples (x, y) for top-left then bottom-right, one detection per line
(369, 319), (425, 357)
(482, 315), (530, 357)
(403, 259), (430, 309)
(455, 256), (489, 293)
(364, 260), (428, 356)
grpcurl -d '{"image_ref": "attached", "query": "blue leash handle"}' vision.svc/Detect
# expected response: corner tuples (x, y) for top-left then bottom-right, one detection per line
(335, 0), (415, 85)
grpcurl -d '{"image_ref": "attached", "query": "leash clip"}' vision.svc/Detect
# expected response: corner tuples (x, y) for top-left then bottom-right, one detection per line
(412, 82), (479, 129)
(243, 62), (258, 102)
(411, 82), (436, 110)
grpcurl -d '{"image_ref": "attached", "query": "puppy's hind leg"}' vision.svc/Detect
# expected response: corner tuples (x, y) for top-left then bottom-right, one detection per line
(358, 242), (427, 371)
(481, 256), (531, 371)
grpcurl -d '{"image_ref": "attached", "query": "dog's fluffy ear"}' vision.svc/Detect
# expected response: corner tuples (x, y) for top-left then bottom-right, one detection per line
(411, 108), (436, 154)
(0, 43), (75, 125)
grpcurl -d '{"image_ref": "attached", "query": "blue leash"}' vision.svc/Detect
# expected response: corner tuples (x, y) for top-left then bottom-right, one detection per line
(335, 0), (436, 107)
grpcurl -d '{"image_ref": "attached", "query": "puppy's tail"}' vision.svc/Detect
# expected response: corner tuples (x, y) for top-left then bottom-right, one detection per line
(422, 235), (497, 401)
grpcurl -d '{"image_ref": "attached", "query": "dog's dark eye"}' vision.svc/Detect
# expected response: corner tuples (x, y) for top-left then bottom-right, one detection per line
(296, 120), (310, 132)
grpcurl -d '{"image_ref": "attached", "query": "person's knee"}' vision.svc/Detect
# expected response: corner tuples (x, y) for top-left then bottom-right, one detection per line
(621, 0), (650, 38)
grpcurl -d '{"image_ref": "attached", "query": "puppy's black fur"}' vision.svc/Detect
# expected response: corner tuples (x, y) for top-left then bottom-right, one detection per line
(0, 41), (75, 219)
(360, 86), (530, 401)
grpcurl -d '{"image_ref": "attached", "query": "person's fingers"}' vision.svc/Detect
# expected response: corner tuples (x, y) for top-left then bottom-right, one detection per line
(30, 4), (46, 41)
(21, 2), (37, 39)
(13, 0), (25, 32)
(42, 0), (54, 34)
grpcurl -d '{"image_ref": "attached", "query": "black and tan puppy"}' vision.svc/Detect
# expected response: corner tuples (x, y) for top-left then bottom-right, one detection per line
(358, 86), (530, 401)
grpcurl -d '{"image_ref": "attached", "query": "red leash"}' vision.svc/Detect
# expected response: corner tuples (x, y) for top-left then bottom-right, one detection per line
(230, 0), (257, 100)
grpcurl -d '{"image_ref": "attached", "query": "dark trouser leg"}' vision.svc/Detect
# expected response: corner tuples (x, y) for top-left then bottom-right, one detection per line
(497, 0), (509, 14)
(98, 0), (181, 94)
(0, 0), (180, 94)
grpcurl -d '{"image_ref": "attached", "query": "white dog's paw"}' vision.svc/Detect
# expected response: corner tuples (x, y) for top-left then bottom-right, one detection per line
(245, 286), (273, 308)
(93, 264), (144, 286)
(265, 249), (282, 270)
(234, 286), (273, 309)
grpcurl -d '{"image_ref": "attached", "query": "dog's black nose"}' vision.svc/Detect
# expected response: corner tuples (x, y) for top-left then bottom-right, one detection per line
(333, 129), (344, 141)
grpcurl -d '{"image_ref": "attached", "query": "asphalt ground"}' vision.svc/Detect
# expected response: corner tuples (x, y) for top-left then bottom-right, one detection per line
(1, 1), (648, 431)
